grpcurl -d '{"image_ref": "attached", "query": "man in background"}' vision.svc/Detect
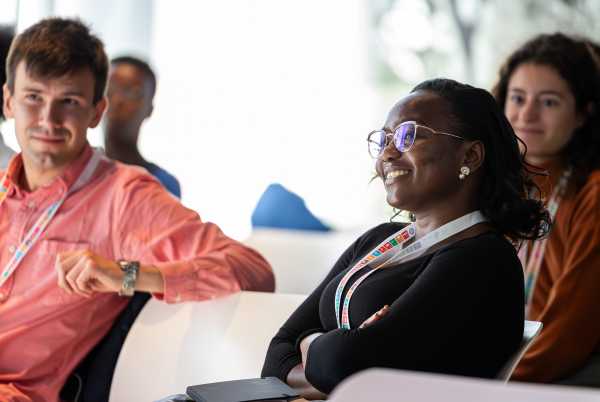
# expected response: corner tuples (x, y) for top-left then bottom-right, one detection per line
(0, 25), (15, 168)
(104, 56), (181, 197)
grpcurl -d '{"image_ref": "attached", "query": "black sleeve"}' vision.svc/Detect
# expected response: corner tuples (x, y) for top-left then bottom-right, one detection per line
(303, 242), (520, 394)
(260, 224), (399, 381)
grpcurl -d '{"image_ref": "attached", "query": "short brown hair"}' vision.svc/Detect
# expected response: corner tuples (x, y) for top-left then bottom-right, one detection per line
(6, 17), (108, 104)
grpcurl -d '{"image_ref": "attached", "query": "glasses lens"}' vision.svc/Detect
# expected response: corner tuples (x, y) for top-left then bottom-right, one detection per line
(395, 123), (416, 152)
(368, 130), (386, 158)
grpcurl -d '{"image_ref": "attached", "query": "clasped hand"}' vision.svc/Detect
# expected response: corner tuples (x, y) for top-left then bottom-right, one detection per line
(55, 250), (123, 297)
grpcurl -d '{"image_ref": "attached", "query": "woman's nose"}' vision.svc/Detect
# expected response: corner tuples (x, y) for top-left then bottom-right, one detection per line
(380, 134), (402, 161)
(520, 99), (540, 123)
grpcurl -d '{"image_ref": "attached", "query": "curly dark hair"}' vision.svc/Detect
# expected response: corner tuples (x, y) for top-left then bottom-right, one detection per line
(492, 33), (600, 190)
(412, 78), (550, 242)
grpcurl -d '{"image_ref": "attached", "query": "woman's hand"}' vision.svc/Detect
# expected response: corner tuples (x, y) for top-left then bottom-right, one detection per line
(359, 304), (390, 329)
(286, 364), (327, 400)
(299, 332), (323, 367)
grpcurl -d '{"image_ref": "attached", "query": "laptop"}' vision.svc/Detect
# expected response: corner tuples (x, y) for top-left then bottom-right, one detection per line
(186, 377), (300, 402)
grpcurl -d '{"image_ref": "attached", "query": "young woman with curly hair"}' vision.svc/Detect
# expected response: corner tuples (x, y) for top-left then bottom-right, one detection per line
(493, 32), (600, 385)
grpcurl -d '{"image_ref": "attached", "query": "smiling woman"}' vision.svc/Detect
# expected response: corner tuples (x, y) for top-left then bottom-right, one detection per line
(493, 33), (600, 386)
(261, 78), (549, 397)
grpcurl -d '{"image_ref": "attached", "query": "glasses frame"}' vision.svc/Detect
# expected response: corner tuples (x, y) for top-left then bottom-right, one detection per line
(367, 120), (464, 159)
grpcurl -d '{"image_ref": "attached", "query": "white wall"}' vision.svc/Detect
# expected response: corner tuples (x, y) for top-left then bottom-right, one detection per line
(3, 1), (393, 239)
(146, 1), (386, 238)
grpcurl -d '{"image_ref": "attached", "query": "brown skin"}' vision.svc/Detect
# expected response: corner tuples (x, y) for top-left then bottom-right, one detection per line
(376, 90), (487, 237)
(286, 364), (327, 400)
(291, 91), (493, 398)
(103, 62), (154, 166)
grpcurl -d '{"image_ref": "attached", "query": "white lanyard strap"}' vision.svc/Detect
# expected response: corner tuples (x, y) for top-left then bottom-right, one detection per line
(380, 211), (487, 268)
(0, 149), (103, 288)
(335, 210), (488, 329)
(334, 223), (417, 329)
(520, 167), (572, 316)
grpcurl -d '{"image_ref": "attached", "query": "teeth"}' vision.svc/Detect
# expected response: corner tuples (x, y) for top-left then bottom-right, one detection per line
(386, 170), (409, 180)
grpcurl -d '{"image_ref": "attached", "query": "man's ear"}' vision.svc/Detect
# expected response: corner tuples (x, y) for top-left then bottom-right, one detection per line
(89, 96), (108, 128)
(3, 83), (15, 120)
(461, 140), (485, 173)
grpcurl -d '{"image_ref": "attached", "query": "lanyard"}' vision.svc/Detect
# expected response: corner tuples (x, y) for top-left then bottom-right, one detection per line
(0, 149), (103, 288)
(335, 210), (488, 329)
(519, 167), (572, 316)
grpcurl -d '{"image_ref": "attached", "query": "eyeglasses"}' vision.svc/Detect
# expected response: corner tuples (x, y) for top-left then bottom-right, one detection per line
(367, 120), (464, 159)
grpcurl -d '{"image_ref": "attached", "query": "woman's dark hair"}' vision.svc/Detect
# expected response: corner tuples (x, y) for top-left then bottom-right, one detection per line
(412, 78), (550, 242)
(492, 33), (600, 190)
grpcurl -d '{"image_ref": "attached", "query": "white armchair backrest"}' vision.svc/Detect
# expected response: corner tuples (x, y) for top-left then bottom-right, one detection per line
(108, 291), (306, 402)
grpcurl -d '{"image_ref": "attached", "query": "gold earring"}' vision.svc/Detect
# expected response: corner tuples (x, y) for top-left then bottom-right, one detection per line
(459, 166), (470, 180)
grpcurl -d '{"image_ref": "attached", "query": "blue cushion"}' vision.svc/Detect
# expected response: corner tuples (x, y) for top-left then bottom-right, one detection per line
(251, 183), (330, 232)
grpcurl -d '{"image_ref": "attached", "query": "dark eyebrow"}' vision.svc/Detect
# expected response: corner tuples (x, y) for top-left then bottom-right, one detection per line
(508, 87), (565, 98)
(61, 91), (87, 98)
(538, 91), (564, 98)
(22, 85), (86, 97)
(22, 86), (42, 93)
(385, 120), (416, 132)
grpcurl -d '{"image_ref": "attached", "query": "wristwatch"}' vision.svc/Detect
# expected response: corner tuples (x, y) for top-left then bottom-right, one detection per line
(117, 260), (140, 297)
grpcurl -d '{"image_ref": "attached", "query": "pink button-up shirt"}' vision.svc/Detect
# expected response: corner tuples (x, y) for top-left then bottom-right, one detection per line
(0, 145), (274, 402)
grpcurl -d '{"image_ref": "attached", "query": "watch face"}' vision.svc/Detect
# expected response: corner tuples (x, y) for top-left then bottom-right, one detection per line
(119, 260), (139, 296)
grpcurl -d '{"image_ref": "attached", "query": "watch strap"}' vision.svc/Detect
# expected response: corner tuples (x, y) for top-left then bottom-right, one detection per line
(118, 260), (140, 297)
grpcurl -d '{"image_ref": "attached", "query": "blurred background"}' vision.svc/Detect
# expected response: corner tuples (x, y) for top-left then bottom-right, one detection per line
(1, 0), (599, 239)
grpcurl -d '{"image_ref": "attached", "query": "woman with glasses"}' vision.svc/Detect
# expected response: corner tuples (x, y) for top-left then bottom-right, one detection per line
(493, 33), (600, 385)
(261, 78), (549, 399)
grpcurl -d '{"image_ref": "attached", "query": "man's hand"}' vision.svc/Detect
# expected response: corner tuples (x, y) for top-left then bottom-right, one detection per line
(55, 250), (124, 296)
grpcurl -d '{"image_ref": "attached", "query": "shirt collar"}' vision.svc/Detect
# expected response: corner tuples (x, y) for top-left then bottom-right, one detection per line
(4, 143), (94, 196)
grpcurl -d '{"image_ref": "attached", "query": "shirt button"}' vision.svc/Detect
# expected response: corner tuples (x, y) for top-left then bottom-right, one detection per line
(8, 245), (16, 253)
(28, 201), (36, 209)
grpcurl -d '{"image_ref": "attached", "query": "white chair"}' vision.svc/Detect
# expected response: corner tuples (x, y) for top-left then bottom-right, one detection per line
(108, 291), (306, 402)
(496, 320), (543, 381)
(329, 368), (600, 402)
(243, 228), (363, 294)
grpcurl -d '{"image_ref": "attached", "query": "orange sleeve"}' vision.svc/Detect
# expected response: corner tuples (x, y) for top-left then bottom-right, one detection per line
(512, 175), (600, 382)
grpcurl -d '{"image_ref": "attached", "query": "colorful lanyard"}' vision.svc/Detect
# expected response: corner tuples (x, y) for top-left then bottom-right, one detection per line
(335, 210), (488, 329)
(519, 167), (572, 316)
(0, 150), (103, 288)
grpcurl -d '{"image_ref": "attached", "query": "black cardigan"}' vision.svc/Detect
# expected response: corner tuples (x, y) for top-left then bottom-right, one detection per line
(261, 223), (524, 394)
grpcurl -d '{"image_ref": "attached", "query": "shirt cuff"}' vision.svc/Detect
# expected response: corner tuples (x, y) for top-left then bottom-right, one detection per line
(150, 260), (241, 303)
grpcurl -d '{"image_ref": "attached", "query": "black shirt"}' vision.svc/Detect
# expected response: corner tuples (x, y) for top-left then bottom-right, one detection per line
(261, 222), (524, 394)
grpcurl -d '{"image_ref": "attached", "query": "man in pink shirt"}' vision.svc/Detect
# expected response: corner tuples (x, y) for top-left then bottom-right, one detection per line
(0, 17), (274, 402)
